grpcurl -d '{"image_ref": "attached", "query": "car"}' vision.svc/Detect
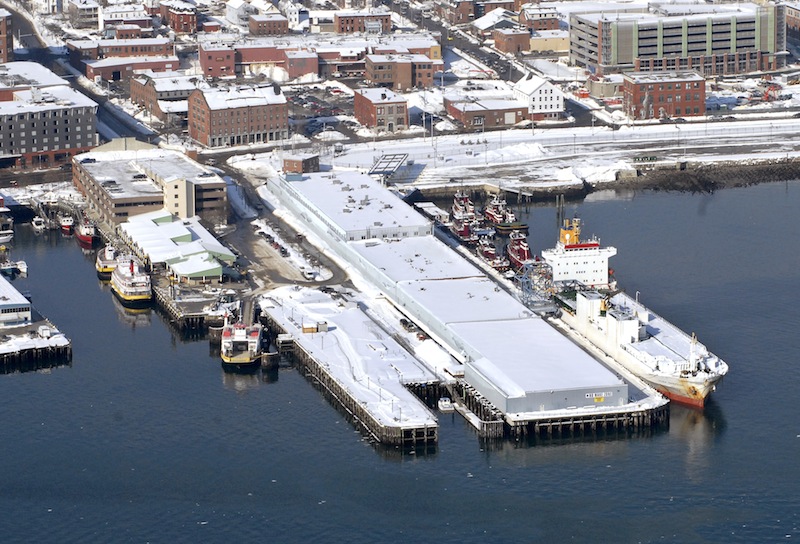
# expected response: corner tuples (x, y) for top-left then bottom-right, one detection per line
(674, 117), (687, 124)
(279, 247), (289, 257)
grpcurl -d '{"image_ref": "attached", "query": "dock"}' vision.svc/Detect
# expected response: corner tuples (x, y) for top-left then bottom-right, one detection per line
(260, 286), (439, 449)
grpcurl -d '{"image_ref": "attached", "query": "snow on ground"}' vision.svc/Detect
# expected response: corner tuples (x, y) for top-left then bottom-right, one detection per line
(261, 285), (439, 429)
(2, 181), (82, 207)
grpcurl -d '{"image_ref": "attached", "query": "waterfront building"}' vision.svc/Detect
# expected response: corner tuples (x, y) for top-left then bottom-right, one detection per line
(72, 146), (227, 226)
(187, 84), (288, 148)
(569, 1), (787, 75)
(444, 97), (528, 129)
(622, 71), (706, 120)
(0, 62), (97, 170)
(267, 170), (632, 417)
(0, 275), (31, 327)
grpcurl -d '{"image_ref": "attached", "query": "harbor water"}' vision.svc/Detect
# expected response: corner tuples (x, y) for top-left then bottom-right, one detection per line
(1, 181), (798, 542)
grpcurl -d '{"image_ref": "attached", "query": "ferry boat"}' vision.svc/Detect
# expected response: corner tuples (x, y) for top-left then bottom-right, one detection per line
(75, 219), (97, 247)
(58, 213), (74, 233)
(110, 256), (152, 307)
(543, 201), (728, 406)
(95, 244), (118, 278)
(220, 320), (264, 370)
(505, 230), (534, 270)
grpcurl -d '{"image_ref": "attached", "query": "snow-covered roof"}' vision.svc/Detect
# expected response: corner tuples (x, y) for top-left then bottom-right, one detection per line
(449, 98), (526, 112)
(355, 87), (406, 104)
(472, 8), (517, 31)
(0, 274), (30, 309)
(157, 99), (188, 113)
(623, 71), (705, 84)
(199, 84), (286, 110)
(133, 70), (201, 92)
(0, 86), (97, 115)
(84, 55), (179, 69)
(0, 62), (69, 90)
(66, 37), (171, 49)
(513, 73), (551, 95)
(531, 29), (568, 39)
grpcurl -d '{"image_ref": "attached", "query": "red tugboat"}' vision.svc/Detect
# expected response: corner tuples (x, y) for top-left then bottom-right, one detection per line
(476, 237), (510, 271)
(451, 217), (479, 244)
(449, 189), (480, 244)
(505, 230), (535, 270)
(482, 193), (527, 235)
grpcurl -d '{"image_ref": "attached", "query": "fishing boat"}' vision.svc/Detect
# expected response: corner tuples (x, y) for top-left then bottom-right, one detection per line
(75, 219), (98, 247)
(506, 230), (535, 270)
(58, 213), (74, 233)
(109, 256), (152, 307)
(220, 319), (264, 370)
(95, 244), (118, 278)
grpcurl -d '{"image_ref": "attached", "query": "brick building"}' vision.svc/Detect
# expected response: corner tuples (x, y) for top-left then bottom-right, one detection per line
(109, 24), (144, 40)
(283, 153), (320, 174)
(0, 10), (11, 63)
(101, 3), (153, 28)
(334, 10), (392, 34)
(353, 88), (408, 132)
(518, 5), (559, 31)
(68, 0), (100, 29)
(444, 97), (527, 129)
(365, 54), (442, 91)
(249, 13), (289, 36)
(67, 37), (174, 66)
(130, 70), (202, 125)
(159, 0), (197, 34)
(493, 28), (530, 55)
(188, 84), (288, 148)
(622, 71), (706, 120)
(198, 43), (235, 77)
(437, 0), (474, 25)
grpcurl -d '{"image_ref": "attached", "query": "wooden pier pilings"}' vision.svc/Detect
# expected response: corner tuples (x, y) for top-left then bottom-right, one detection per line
(0, 343), (73, 374)
(263, 316), (438, 448)
(152, 285), (207, 335)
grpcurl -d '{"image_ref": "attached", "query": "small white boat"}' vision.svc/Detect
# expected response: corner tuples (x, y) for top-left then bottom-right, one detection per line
(58, 213), (74, 233)
(437, 397), (454, 413)
(0, 229), (13, 243)
(32, 216), (46, 231)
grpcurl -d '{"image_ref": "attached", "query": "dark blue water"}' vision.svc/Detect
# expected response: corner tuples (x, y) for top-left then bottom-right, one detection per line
(1, 182), (798, 542)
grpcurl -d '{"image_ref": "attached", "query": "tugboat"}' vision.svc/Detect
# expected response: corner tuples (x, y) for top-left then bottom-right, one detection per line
(505, 230), (535, 270)
(220, 318), (264, 371)
(476, 236), (510, 271)
(110, 256), (152, 307)
(483, 193), (528, 235)
(449, 190), (481, 244)
(95, 244), (118, 279)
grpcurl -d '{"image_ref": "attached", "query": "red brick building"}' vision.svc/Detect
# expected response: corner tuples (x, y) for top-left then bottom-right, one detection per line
(199, 43), (235, 77)
(159, 0), (197, 34)
(444, 97), (527, 129)
(188, 84), (288, 148)
(283, 153), (320, 174)
(334, 10), (392, 34)
(622, 71), (706, 120)
(519, 5), (560, 31)
(0, 9), (12, 63)
(365, 54), (442, 91)
(438, 0), (474, 26)
(109, 24), (144, 40)
(493, 28), (530, 55)
(249, 14), (289, 36)
(353, 88), (408, 132)
(130, 70), (200, 124)
(67, 37), (173, 65)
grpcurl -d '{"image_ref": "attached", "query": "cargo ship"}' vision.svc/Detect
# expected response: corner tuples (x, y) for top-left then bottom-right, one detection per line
(110, 256), (152, 307)
(543, 202), (728, 407)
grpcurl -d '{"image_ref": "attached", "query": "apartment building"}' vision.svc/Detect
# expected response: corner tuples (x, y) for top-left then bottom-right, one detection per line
(622, 71), (706, 120)
(365, 53), (442, 91)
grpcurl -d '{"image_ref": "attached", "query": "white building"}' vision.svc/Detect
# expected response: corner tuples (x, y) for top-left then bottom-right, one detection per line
(512, 73), (565, 119)
(0, 275), (31, 328)
(226, 0), (257, 26)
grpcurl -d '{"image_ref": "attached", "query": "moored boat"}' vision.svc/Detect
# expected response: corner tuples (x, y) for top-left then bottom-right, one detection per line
(75, 220), (98, 248)
(483, 193), (527, 235)
(437, 397), (454, 412)
(95, 244), (118, 278)
(58, 213), (74, 233)
(220, 320), (264, 370)
(110, 256), (152, 307)
(505, 230), (535, 270)
(476, 236), (509, 271)
(31, 216), (46, 231)
(0, 230), (13, 243)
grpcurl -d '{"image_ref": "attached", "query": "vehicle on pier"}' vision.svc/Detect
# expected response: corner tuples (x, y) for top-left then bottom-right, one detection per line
(95, 245), (118, 279)
(220, 319), (264, 371)
(110, 256), (152, 307)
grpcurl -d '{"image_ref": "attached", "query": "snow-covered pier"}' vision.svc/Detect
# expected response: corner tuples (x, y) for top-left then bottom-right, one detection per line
(260, 286), (440, 448)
